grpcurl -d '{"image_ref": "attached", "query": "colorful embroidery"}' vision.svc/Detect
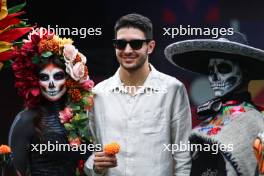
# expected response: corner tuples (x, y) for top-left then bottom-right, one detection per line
(222, 106), (231, 115)
(198, 125), (214, 133)
(195, 101), (257, 136)
(207, 126), (221, 135)
(230, 106), (245, 115)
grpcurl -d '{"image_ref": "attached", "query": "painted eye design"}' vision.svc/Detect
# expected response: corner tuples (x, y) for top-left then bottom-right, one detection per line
(39, 73), (49, 81)
(54, 71), (65, 80)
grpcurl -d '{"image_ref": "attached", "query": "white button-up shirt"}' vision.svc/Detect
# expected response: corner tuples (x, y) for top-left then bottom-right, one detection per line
(85, 65), (192, 176)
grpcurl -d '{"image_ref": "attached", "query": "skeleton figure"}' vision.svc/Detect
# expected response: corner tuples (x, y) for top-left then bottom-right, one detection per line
(208, 58), (242, 97)
(39, 63), (67, 101)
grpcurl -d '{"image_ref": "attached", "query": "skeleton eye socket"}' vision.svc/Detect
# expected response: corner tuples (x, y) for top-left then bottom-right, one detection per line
(208, 66), (214, 74)
(54, 71), (65, 80)
(39, 73), (49, 81)
(217, 63), (232, 74)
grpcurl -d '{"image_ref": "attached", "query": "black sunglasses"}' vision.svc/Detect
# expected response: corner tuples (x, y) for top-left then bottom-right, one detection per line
(112, 39), (151, 50)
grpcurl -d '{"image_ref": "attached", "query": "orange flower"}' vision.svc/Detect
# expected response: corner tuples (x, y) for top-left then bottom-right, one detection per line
(104, 142), (120, 155)
(0, 145), (11, 154)
(83, 66), (89, 80)
(66, 79), (79, 89)
(38, 38), (60, 54)
(68, 88), (82, 102)
(85, 95), (94, 111)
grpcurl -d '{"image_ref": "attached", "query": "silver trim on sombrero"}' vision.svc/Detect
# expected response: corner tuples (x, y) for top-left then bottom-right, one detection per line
(164, 39), (264, 68)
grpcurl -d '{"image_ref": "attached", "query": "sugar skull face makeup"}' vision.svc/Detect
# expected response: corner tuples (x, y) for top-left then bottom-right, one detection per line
(208, 58), (242, 97)
(39, 64), (67, 101)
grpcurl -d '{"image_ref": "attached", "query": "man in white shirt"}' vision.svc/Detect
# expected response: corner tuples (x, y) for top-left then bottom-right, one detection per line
(85, 13), (192, 176)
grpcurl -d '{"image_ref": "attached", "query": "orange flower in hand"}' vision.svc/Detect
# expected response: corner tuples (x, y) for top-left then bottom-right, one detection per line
(104, 142), (120, 155)
(0, 145), (11, 154)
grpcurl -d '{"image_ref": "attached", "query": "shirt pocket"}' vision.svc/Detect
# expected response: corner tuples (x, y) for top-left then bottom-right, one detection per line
(140, 107), (166, 134)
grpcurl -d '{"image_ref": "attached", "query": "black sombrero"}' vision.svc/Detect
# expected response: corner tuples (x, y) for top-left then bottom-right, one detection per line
(164, 32), (264, 80)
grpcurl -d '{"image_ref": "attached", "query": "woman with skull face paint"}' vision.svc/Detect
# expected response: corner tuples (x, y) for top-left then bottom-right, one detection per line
(7, 29), (93, 176)
(38, 58), (67, 102)
(165, 32), (264, 176)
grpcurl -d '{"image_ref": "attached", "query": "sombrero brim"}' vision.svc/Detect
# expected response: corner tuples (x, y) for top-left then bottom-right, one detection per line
(164, 39), (264, 80)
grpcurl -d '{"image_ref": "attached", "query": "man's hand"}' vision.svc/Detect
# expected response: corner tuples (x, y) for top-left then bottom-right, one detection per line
(93, 152), (117, 173)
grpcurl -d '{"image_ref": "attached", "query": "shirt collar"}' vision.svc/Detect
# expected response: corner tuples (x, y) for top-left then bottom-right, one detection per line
(108, 64), (161, 93)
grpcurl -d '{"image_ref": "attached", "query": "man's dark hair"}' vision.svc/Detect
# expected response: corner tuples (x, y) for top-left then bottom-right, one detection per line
(114, 13), (153, 39)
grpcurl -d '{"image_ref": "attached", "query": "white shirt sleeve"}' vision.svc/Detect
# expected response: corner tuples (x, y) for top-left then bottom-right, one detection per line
(84, 110), (106, 176)
(170, 83), (192, 176)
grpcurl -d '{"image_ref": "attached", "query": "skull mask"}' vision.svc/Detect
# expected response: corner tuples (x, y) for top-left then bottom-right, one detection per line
(208, 58), (242, 97)
(39, 64), (67, 101)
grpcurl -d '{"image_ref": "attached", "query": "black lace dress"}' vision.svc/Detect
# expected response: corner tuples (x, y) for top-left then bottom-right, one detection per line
(8, 99), (91, 176)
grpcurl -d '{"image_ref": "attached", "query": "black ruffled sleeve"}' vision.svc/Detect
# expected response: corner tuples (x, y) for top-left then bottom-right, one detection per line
(8, 110), (35, 175)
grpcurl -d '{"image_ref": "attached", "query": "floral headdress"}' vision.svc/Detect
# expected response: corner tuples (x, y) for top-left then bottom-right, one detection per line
(12, 28), (94, 145)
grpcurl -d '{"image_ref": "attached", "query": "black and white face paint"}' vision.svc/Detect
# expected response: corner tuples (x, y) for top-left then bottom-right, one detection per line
(208, 58), (242, 97)
(39, 64), (67, 101)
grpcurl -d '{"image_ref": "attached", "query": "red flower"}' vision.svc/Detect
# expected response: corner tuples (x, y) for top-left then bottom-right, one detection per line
(69, 137), (81, 147)
(59, 107), (73, 123)
(12, 51), (41, 108)
(81, 79), (94, 91)
(77, 160), (85, 176)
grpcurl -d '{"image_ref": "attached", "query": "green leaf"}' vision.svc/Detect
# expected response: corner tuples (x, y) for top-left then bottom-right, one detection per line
(41, 51), (53, 58)
(71, 117), (88, 127)
(12, 41), (24, 48)
(79, 126), (89, 140)
(2, 60), (12, 69)
(78, 119), (88, 125)
(81, 97), (88, 105)
(82, 91), (91, 97)
(18, 21), (29, 27)
(8, 2), (27, 14)
(32, 54), (40, 64)
(64, 123), (74, 131)
(75, 169), (80, 176)
(71, 104), (81, 111)
(79, 113), (87, 119)
(68, 131), (78, 139)
(75, 116), (88, 124)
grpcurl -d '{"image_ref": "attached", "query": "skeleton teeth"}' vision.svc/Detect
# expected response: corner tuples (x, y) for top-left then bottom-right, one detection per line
(47, 91), (58, 96)
(211, 82), (226, 87)
(211, 82), (232, 89)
